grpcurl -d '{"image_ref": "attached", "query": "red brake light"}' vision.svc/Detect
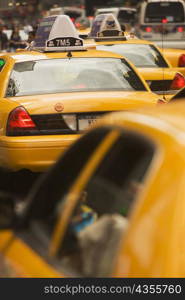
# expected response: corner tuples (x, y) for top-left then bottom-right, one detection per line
(170, 73), (185, 90)
(178, 54), (185, 67)
(75, 22), (81, 28)
(7, 107), (36, 135)
(162, 18), (168, 24)
(177, 26), (184, 33)
(146, 27), (152, 32)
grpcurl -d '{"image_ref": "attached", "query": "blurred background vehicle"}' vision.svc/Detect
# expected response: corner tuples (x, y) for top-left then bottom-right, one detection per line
(94, 6), (136, 31)
(90, 14), (185, 100)
(136, 0), (185, 49)
(2, 0), (185, 51)
(49, 6), (86, 22)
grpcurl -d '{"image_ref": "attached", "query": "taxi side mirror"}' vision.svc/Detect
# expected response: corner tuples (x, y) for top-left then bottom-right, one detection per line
(0, 193), (17, 229)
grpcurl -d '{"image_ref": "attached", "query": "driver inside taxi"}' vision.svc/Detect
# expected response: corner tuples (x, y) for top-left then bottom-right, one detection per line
(57, 179), (143, 277)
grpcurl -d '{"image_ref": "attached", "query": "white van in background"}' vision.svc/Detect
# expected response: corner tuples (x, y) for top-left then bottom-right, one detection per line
(136, 0), (185, 48)
(95, 7), (136, 31)
(49, 6), (85, 21)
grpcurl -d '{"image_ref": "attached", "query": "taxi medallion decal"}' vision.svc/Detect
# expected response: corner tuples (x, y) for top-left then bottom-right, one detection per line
(54, 103), (64, 112)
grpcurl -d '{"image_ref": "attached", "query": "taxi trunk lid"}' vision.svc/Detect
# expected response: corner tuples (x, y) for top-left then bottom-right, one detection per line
(9, 91), (157, 114)
(7, 91), (157, 135)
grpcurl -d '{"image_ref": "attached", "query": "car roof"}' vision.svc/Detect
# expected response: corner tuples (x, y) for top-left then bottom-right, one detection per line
(98, 101), (185, 144)
(2, 49), (124, 63)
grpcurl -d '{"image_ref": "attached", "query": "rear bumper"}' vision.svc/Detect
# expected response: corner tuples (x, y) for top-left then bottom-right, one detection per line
(0, 135), (79, 172)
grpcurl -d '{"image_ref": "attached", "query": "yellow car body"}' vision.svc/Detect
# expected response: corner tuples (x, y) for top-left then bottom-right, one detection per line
(0, 49), (159, 173)
(95, 39), (185, 101)
(0, 101), (185, 277)
(163, 48), (185, 76)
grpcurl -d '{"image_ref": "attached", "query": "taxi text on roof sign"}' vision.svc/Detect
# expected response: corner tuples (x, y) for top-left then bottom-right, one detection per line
(89, 14), (126, 40)
(33, 15), (85, 52)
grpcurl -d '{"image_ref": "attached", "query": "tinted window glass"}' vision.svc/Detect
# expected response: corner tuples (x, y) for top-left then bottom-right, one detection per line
(56, 129), (155, 276)
(21, 127), (155, 277)
(118, 10), (136, 23)
(145, 2), (185, 23)
(80, 131), (155, 217)
(24, 127), (113, 220)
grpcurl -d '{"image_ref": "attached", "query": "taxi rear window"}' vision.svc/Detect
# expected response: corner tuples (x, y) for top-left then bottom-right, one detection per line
(118, 10), (136, 23)
(97, 44), (168, 68)
(6, 57), (146, 97)
(144, 2), (185, 23)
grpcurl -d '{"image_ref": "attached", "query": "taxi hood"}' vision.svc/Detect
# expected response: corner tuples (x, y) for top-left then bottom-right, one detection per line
(8, 91), (158, 115)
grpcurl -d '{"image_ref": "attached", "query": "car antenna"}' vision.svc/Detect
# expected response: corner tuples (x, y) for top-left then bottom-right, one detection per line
(67, 51), (72, 59)
(161, 18), (167, 102)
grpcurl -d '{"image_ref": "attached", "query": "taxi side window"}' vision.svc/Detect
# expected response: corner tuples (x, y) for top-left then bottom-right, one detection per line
(24, 126), (114, 221)
(56, 130), (156, 277)
(19, 127), (115, 262)
(81, 130), (155, 217)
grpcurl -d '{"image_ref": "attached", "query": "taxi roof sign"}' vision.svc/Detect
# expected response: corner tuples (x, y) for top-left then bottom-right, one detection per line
(89, 14), (126, 41)
(33, 15), (85, 52)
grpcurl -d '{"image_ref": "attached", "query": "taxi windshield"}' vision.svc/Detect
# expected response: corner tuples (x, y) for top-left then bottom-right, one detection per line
(6, 57), (146, 97)
(118, 10), (136, 23)
(97, 44), (168, 68)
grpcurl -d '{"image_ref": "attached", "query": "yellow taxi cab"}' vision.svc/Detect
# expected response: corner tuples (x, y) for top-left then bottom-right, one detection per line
(0, 100), (185, 277)
(0, 14), (160, 190)
(90, 14), (185, 101)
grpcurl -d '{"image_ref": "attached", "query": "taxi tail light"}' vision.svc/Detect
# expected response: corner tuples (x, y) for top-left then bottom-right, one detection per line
(177, 26), (184, 33)
(178, 54), (185, 67)
(145, 27), (152, 32)
(7, 107), (37, 136)
(170, 73), (185, 90)
(75, 22), (81, 28)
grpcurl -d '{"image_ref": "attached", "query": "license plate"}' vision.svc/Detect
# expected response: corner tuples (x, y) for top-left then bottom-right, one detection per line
(78, 115), (100, 130)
